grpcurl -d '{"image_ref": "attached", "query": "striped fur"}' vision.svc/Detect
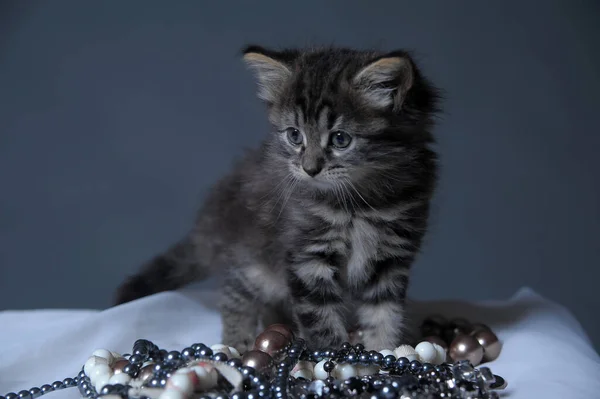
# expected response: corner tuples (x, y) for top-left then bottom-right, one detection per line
(114, 45), (441, 351)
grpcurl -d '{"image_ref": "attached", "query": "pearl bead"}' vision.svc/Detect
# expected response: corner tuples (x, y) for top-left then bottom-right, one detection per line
(166, 373), (195, 395)
(415, 342), (437, 363)
(159, 388), (186, 399)
(313, 360), (329, 380)
(473, 329), (502, 362)
(108, 373), (131, 385)
(449, 334), (484, 366)
(378, 349), (395, 358)
(253, 330), (289, 356)
(210, 344), (232, 357)
(84, 356), (108, 376)
(432, 343), (447, 365)
(292, 368), (313, 380)
(241, 350), (274, 372)
(394, 345), (418, 362)
(89, 363), (112, 384)
(264, 324), (295, 342)
(228, 346), (241, 358)
(94, 372), (112, 391)
(191, 365), (218, 390)
(334, 363), (357, 379)
(357, 365), (378, 376)
(92, 349), (115, 364)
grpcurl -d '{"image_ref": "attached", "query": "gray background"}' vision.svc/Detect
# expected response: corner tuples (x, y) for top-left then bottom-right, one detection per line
(1, 1), (599, 348)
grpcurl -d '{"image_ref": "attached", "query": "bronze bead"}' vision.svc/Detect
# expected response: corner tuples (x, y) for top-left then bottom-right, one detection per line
(474, 329), (502, 362)
(242, 350), (274, 372)
(470, 323), (492, 335)
(112, 359), (129, 374)
(449, 334), (484, 366)
(265, 324), (294, 342)
(138, 364), (155, 382)
(254, 330), (289, 356)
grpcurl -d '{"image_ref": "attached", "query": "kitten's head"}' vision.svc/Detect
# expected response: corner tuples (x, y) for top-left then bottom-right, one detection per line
(242, 45), (440, 199)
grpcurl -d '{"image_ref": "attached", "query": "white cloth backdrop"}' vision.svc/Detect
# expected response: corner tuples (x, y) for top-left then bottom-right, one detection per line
(1, 283), (599, 398)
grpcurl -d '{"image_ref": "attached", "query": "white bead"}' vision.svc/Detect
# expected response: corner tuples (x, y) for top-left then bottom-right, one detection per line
(313, 360), (329, 380)
(210, 344), (232, 357)
(357, 365), (378, 376)
(94, 371), (112, 391)
(159, 388), (186, 399)
(432, 343), (447, 365)
(415, 342), (437, 363)
(84, 356), (108, 376)
(228, 346), (241, 358)
(379, 349), (395, 358)
(192, 365), (218, 390)
(292, 368), (313, 380)
(167, 373), (195, 395)
(394, 345), (418, 361)
(334, 363), (357, 379)
(108, 373), (131, 385)
(92, 349), (115, 364)
(89, 363), (112, 385)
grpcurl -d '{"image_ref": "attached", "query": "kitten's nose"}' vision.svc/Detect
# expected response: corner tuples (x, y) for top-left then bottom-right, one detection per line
(303, 165), (322, 177)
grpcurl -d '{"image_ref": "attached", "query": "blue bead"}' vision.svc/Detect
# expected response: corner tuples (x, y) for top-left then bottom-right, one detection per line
(51, 381), (64, 390)
(28, 388), (41, 399)
(17, 391), (31, 399)
(6, 393), (17, 399)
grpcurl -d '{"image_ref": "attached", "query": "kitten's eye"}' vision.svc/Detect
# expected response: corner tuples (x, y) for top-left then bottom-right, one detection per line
(329, 131), (352, 149)
(285, 128), (303, 146)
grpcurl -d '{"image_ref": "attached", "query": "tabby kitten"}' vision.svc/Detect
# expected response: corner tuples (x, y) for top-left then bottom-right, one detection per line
(115, 45), (440, 352)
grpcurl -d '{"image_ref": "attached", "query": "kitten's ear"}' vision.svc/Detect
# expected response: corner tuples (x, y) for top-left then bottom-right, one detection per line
(242, 45), (292, 103)
(353, 52), (414, 112)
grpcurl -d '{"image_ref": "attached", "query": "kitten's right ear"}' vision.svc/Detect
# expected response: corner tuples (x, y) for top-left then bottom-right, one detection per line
(242, 45), (292, 103)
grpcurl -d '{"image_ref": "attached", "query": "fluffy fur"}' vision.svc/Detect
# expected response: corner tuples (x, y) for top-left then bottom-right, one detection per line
(114, 45), (441, 352)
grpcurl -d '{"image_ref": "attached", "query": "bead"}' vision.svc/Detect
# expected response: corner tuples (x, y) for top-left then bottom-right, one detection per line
(196, 347), (213, 358)
(292, 368), (313, 380)
(323, 361), (335, 372)
(84, 355), (108, 376)
(264, 324), (295, 342)
(94, 372), (112, 391)
(28, 388), (41, 399)
(369, 351), (383, 365)
(229, 346), (241, 358)
(449, 334), (484, 366)
(341, 342), (352, 350)
(357, 365), (378, 376)
(378, 349), (394, 358)
(17, 391), (31, 399)
(431, 343), (447, 365)
(210, 344), (232, 357)
(228, 358), (243, 368)
(129, 354), (144, 364)
(137, 364), (156, 382)
(354, 343), (365, 351)
(313, 360), (329, 380)
(473, 329), (502, 362)
(415, 342), (437, 364)
(112, 359), (130, 374)
(166, 373), (195, 395)
(92, 349), (115, 364)
(334, 363), (357, 379)
(192, 364), (218, 390)
(108, 372), (131, 385)
(213, 352), (228, 362)
(382, 355), (396, 370)
(393, 345), (418, 362)
(254, 330), (289, 356)
(89, 362), (112, 382)
(5, 394), (17, 399)
(242, 350), (274, 372)
(159, 388), (185, 399)
(40, 385), (53, 394)
(409, 360), (422, 373)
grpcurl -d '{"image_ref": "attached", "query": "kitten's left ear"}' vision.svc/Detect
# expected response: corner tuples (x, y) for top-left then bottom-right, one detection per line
(242, 45), (293, 104)
(353, 52), (414, 112)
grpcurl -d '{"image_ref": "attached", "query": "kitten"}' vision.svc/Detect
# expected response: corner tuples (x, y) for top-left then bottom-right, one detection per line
(115, 45), (440, 352)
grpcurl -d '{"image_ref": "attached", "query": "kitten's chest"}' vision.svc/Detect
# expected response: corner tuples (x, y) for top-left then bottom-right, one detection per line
(342, 218), (381, 286)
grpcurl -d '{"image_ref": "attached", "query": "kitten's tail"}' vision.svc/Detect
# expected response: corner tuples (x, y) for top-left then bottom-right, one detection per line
(113, 234), (210, 306)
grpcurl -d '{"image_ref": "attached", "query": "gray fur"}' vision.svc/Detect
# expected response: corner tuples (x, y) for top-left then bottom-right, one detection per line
(115, 45), (441, 352)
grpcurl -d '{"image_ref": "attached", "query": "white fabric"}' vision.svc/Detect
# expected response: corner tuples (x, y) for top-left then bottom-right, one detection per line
(1, 283), (599, 398)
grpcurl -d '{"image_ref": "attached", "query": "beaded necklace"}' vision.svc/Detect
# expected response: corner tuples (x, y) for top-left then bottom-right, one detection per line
(1, 316), (507, 399)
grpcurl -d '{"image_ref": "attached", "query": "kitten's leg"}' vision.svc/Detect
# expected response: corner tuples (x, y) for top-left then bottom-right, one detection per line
(287, 253), (348, 349)
(220, 272), (261, 353)
(355, 258), (411, 350)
